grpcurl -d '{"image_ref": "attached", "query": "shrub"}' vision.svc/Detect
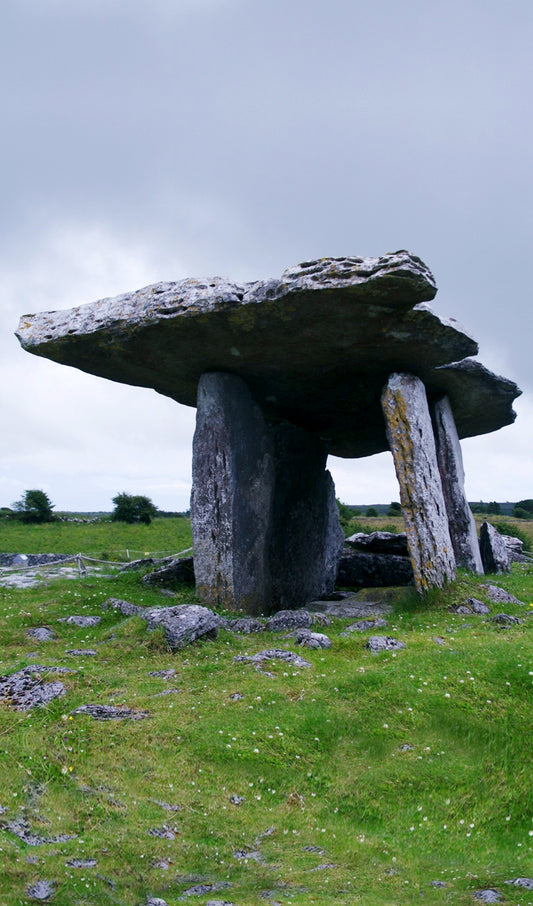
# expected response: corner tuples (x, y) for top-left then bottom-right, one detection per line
(513, 499), (533, 518)
(111, 492), (158, 525)
(12, 489), (55, 523)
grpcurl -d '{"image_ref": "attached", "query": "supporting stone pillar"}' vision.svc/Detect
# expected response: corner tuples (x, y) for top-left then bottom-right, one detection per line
(191, 372), (275, 614)
(269, 422), (345, 609)
(432, 396), (484, 574)
(381, 373), (456, 592)
(191, 372), (345, 614)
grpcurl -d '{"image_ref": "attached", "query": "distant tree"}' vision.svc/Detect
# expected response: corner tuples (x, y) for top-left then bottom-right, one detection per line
(365, 506), (379, 518)
(336, 499), (355, 534)
(13, 489), (55, 523)
(513, 499), (533, 519)
(387, 501), (402, 517)
(486, 501), (501, 515)
(111, 492), (158, 525)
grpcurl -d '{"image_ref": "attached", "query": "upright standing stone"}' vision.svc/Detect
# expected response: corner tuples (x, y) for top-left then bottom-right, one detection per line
(190, 373), (345, 614)
(479, 522), (511, 574)
(432, 396), (484, 574)
(269, 422), (345, 609)
(381, 373), (456, 592)
(191, 372), (275, 613)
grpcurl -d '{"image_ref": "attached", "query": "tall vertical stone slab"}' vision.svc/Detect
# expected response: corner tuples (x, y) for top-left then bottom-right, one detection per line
(269, 422), (345, 610)
(432, 396), (484, 574)
(479, 522), (511, 574)
(191, 372), (275, 614)
(381, 373), (456, 592)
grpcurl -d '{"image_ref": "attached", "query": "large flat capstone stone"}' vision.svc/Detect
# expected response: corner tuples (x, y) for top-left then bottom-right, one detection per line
(15, 251), (520, 457)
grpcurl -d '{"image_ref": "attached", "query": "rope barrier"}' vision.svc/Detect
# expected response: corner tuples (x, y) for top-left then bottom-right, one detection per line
(0, 547), (194, 577)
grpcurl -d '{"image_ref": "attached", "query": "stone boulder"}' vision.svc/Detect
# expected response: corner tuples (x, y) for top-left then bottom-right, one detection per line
(479, 522), (511, 574)
(16, 252), (521, 458)
(142, 557), (195, 587)
(345, 531), (409, 555)
(337, 550), (414, 588)
(102, 598), (218, 650)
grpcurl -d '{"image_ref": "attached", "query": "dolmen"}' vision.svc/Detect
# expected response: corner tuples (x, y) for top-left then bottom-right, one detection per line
(16, 251), (521, 612)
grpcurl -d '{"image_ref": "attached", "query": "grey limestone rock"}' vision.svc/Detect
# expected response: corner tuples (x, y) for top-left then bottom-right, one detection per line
(337, 550), (414, 588)
(432, 395), (484, 573)
(26, 627), (56, 641)
(266, 610), (313, 632)
(66, 649), (98, 656)
(284, 628), (332, 649)
(341, 617), (389, 634)
(0, 666), (67, 711)
(366, 636), (406, 652)
(502, 535), (525, 560)
(480, 523), (511, 574)
(71, 704), (150, 720)
(489, 613), (523, 625)
(191, 372), (275, 614)
(191, 373), (344, 613)
(102, 597), (142, 617)
(57, 615), (101, 627)
(381, 373), (456, 592)
(145, 898), (169, 906)
(465, 598), (490, 614)
(26, 880), (56, 901)
(148, 825), (176, 839)
(142, 557), (195, 587)
(345, 531), (408, 555)
(505, 878), (533, 889)
(234, 649), (312, 668)
(473, 890), (503, 903)
(178, 882), (232, 899)
(143, 604), (219, 650)
(218, 617), (265, 633)
(482, 585), (525, 605)
(103, 598), (219, 650)
(17, 252), (520, 457)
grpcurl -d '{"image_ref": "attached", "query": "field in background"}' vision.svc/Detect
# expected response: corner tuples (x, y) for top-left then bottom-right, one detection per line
(0, 516), (193, 561)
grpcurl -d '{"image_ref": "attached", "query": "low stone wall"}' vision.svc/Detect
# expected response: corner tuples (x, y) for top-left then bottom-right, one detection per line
(0, 553), (73, 568)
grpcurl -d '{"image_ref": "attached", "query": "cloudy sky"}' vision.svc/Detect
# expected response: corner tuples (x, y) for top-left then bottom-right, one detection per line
(1, 0), (531, 513)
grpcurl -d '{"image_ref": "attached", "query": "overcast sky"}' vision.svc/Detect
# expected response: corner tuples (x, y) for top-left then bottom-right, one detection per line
(1, 0), (531, 513)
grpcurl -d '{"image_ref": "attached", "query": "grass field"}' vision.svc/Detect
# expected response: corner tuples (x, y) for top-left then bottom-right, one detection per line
(0, 517), (193, 561)
(0, 519), (532, 904)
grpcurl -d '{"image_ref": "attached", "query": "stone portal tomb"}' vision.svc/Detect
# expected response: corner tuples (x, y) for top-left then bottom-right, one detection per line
(16, 251), (521, 608)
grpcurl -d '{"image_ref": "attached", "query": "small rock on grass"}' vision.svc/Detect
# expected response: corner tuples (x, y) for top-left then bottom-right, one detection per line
(284, 629), (331, 649)
(482, 585), (526, 606)
(505, 878), (533, 889)
(178, 882), (232, 899)
(218, 617), (265, 634)
(490, 613), (523, 626)
(473, 890), (503, 903)
(26, 880), (56, 900)
(57, 615), (101, 627)
(467, 598), (491, 614)
(234, 649), (312, 668)
(26, 628), (56, 641)
(366, 636), (406, 653)
(341, 618), (388, 634)
(70, 704), (150, 720)
(66, 649), (97, 656)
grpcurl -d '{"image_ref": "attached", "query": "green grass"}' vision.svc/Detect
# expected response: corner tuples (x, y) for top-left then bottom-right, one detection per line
(0, 523), (532, 904)
(0, 516), (192, 561)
